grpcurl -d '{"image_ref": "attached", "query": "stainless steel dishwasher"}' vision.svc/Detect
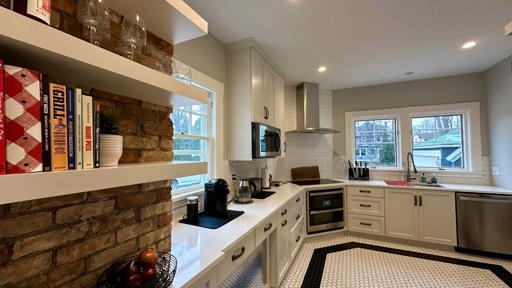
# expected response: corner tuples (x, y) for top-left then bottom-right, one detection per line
(456, 192), (512, 255)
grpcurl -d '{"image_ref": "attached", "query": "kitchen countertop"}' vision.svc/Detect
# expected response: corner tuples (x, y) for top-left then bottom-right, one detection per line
(171, 183), (306, 288)
(171, 179), (511, 287)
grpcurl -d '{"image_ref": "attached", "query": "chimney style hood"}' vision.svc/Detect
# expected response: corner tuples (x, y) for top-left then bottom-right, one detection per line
(287, 82), (340, 134)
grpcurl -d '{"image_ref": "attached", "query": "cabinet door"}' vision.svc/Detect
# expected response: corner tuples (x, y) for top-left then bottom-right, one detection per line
(385, 189), (418, 240)
(251, 50), (265, 123)
(262, 63), (274, 125)
(273, 74), (285, 157)
(277, 207), (291, 284)
(418, 190), (456, 245)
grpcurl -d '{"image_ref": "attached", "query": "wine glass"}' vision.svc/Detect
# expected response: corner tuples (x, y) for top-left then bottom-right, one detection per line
(77, 0), (111, 46)
(119, 13), (147, 60)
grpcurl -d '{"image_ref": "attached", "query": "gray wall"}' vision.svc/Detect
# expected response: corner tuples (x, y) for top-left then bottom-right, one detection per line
(174, 33), (227, 84)
(332, 73), (488, 157)
(485, 55), (512, 189)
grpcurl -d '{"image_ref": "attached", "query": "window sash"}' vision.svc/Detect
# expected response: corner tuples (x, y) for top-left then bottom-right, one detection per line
(354, 117), (398, 168)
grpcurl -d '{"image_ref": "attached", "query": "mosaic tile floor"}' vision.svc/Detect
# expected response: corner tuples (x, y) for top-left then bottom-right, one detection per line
(281, 232), (512, 288)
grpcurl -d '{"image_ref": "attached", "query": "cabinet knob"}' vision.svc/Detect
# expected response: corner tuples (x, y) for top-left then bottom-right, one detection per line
(296, 214), (300, 220)
(296, 235), (301, 242)
(296, 197), (300, 203)
(281, 209), (287, 216)
(264, 222), (273, 232)
(281, 219), (288, 227)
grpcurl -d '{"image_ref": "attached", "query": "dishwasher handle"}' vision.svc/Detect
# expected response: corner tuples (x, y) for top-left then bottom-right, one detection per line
(458, 196), (512, 204)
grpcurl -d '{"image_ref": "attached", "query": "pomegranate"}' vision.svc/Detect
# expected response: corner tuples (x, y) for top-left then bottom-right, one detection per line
(137, 248), (158, 267)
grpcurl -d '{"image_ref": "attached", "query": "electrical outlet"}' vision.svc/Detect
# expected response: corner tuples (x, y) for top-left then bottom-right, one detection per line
(492, 166), (500, 176)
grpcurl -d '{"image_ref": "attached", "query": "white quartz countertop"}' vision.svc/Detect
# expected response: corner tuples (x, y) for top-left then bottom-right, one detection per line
(345, 180), (512, 195)
(171, 179), (511, 287)
(171, 183), (304, 288)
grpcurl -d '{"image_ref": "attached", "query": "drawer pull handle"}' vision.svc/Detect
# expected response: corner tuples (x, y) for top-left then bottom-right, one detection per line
(231, 246), (246, 261)
(296, 235), (301, 242)
(359, 204), (372, 208)
(281, 219), (288, 227)
(296, 197), (300, 203)
(281, 209), (288, 216)
(264, 223), (273, 232)
(296, 214), (301, 220)
(360, 222), (372, 226)
(359, 190), (371, 193)
(414, 195), (418, 206)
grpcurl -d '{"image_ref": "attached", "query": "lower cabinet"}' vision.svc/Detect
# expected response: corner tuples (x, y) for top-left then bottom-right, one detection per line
(218, 230), (256, 283)
(347, 186), (386, 235)
(385, 188), (456, 245)
(193, 266), (219, 288)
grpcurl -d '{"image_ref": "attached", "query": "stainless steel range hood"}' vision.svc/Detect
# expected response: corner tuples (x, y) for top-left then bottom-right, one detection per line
(287, 82), (340, 134)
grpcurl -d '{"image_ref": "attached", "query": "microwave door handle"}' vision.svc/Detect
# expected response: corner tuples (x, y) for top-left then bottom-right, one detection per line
(275, 134), (281, 152)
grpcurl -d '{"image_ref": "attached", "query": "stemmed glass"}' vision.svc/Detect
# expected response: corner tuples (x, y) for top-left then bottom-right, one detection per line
(77, 0), (111, 46)
(119, 13), (147, 60)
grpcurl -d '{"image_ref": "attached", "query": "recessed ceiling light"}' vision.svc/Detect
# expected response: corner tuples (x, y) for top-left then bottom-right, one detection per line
(462, 41), (476, 49)
(318, 66), (327, 73)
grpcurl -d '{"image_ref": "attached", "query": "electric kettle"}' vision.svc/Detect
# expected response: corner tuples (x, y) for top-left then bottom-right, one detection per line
(235, 179), (256, 204)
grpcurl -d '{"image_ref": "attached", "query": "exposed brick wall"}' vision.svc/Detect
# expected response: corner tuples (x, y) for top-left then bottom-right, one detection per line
(0, 1), (177, 287)
(0, 181), (172, 287)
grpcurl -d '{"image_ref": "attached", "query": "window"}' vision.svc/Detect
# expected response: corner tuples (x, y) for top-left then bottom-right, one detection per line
(171, 103), (210, 192)
(354, 118), (397, 167)
(346, 102), (482, 174)
(412, 114), (464, 169)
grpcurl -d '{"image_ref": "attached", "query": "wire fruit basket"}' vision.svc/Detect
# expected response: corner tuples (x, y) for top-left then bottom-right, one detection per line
(97, 253), (177, 288)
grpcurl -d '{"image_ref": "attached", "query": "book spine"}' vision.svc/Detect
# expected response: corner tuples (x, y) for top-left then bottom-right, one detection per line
(66, 88), (75, 170)
(74, 88), (83, 170)
(82, 95), (93, 169)
(49, 83), (68, 171)
(4, 65), (42, 174)
(0, 60), (5, 175)
(93, 100), (100, 168)
(41, 74), (51, 171)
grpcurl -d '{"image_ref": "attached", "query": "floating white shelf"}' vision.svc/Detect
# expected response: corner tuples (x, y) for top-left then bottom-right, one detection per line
(0, 8), (208, 107)
(0, 161), (207, 204)
(109, 0), (208, 44)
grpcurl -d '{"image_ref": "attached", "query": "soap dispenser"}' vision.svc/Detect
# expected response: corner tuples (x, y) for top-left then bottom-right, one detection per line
(421, 173), (427, 183)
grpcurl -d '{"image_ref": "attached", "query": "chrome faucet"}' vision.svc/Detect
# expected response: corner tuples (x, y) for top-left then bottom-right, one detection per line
(406, 152), (418, 182)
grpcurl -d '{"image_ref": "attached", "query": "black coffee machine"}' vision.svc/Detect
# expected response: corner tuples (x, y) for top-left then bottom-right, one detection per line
(204, 179), (229, 218)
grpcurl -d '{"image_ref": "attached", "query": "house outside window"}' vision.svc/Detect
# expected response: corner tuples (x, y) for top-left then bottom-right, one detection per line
(412, 114), (464, 169)
(354, 118), (397, 167)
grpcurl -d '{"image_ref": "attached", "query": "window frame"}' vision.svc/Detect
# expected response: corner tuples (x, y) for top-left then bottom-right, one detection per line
(170, 59), (225, 201)
(345, 102), (482, 175)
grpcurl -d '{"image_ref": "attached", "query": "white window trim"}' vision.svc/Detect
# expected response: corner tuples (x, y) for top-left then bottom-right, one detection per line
(171, 59), (225, 201)
(345, 102), (482, 175)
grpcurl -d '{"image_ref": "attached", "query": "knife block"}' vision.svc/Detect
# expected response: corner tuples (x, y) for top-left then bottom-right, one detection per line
(349, 168), (370, 180)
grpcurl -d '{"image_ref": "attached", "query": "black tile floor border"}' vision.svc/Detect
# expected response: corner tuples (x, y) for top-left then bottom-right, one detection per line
(301, 242), (512, 288)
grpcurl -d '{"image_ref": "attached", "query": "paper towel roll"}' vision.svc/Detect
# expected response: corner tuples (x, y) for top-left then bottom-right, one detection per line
(261, 167), (270, 189)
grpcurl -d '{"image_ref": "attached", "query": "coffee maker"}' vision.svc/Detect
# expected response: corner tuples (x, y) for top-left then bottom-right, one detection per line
(204, 179), (229, 218)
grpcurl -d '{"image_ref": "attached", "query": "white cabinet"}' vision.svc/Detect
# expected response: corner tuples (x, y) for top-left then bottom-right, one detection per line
(227, 45), (285, 160)
(251, 51), (274, 125)
(347, 186), (386, 235)
(218, 231), (256, 284)
(385, 188), (456, 245)
(273, 74), (286, 157)
(276, 203), (291, 284)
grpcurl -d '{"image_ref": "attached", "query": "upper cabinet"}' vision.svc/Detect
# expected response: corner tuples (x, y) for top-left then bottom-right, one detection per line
(227, 39), (286, 160)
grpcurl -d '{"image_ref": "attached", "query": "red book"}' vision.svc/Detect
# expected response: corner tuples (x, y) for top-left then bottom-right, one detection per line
(4, 65), (43, 174)
(0, 60), (5, 175)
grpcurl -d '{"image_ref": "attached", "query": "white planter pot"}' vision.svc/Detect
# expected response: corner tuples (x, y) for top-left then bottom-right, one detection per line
(100, 134), (123, 167)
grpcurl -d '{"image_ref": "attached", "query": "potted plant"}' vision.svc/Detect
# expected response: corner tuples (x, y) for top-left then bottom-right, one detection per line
(99, 110), (123, 167)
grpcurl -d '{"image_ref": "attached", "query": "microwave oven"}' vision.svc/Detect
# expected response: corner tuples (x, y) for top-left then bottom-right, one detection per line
(252, 122), (281, 158)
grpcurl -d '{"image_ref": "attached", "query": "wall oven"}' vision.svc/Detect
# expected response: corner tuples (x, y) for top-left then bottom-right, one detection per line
(252, 122), (281, 158)
(306, 187), (344, 234)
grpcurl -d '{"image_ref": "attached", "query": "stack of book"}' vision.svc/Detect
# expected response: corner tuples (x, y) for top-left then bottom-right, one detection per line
(0, 62), (102, 175)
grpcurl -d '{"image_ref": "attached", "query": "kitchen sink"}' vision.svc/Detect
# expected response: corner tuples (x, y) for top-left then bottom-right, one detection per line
(384, 180), (443, 188)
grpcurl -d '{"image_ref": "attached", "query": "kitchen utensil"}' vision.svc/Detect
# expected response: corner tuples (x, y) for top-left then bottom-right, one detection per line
(235, 179), (256, 204)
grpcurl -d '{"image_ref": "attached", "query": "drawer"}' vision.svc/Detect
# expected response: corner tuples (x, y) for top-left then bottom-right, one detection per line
(348, 186), (384, 198)
(289, 218), (304, 259)
(219, 231), (256, 279)
(291, 206), (303, 228)
(348, 214), (385, 235)
(348, 196), (385, 216)
(255, 212), (278, 246)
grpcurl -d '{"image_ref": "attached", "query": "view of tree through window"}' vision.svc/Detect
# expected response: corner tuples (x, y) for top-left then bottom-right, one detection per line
(354, 118), (397, 167)
(171, 104), (209, 190)
(412, 114), (464, 169)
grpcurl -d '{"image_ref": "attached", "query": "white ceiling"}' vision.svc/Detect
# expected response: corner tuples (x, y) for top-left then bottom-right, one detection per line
(183, 0), (512, 90)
